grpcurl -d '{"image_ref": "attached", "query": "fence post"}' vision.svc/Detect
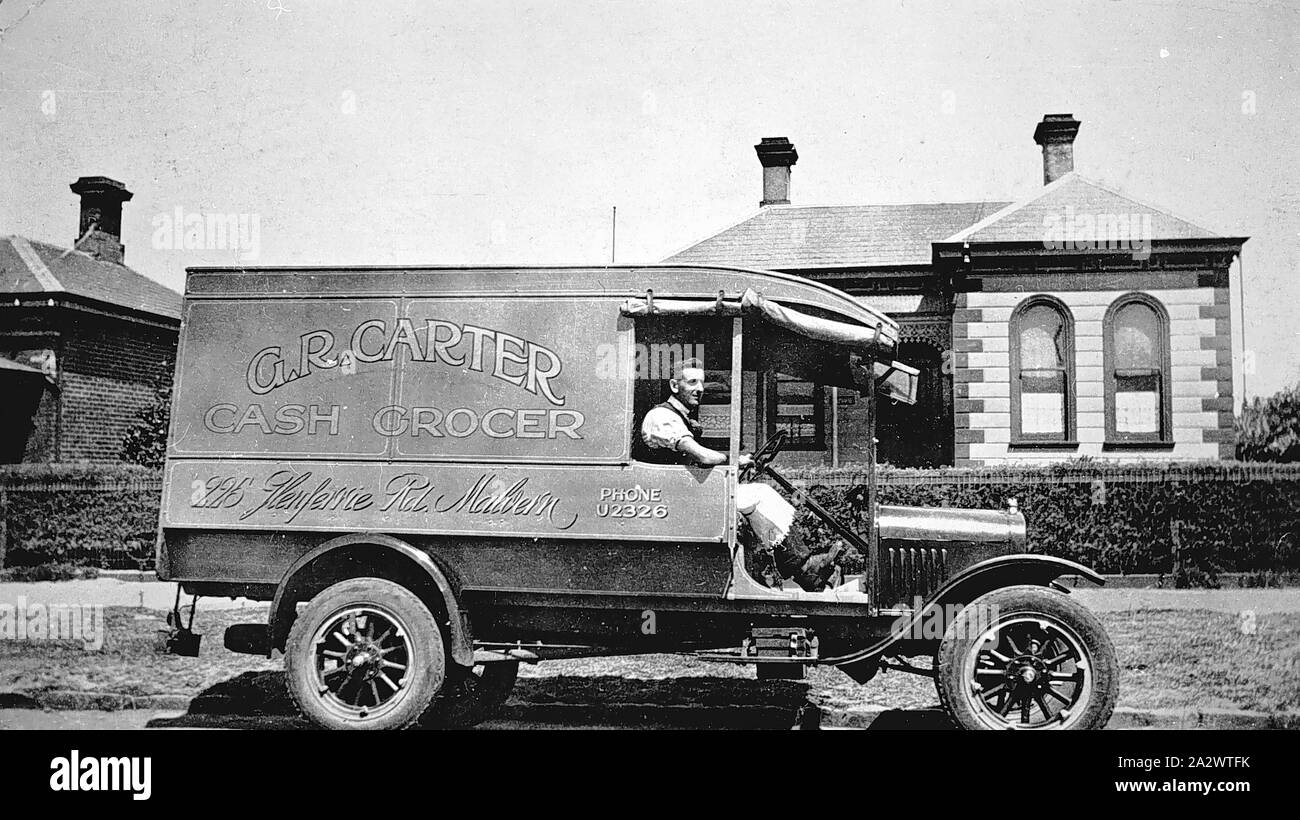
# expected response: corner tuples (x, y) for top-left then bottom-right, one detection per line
(1170, 519), (1182, 579)
(0, 488), (7, 569)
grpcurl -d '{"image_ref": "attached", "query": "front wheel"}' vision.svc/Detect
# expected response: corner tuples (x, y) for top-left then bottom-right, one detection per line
(935, 585), (1118, 730)
(285, 578), (447, 730)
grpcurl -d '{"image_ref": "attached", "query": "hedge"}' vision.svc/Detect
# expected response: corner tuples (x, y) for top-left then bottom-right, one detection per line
(0, 464), (162, 570)
(2, 461), (1298, 580)
(785, 461), (1300, 581)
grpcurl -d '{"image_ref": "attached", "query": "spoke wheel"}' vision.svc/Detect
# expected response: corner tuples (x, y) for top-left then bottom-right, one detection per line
(286, 578), (446, 730)
(935, 585), (1118, 731)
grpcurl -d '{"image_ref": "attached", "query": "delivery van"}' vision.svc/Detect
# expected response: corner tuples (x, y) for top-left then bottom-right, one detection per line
(158, 264), (1118, 730)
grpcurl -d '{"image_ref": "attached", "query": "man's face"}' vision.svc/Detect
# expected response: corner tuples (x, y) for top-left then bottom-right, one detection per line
(671, 367), (705, 409)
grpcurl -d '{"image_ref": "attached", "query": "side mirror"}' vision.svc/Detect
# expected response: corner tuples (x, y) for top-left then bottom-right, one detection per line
(873, 360), (920, 405)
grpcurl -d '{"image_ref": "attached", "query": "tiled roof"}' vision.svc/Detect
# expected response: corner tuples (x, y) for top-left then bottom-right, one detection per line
(945, 173), (1221, 243)
(665, 173), (1233, 273)
(0, 236), (181, 321)
(663, 201), (1011, 269)
(665, 202), (1012, 269)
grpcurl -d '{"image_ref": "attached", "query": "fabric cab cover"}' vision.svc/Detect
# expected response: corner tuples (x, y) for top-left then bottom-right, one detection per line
(619, 288), (897, 359)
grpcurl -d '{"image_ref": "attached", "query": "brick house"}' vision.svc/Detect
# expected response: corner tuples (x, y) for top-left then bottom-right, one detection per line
(0, 177), (181, 463)
(665, 115), (1247, 468)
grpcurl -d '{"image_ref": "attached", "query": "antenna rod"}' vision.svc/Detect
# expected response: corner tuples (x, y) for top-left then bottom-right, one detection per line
(611, 206), (617, 264)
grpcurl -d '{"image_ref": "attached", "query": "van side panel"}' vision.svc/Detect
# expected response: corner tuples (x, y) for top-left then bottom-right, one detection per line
(170, 298), (399, 458)
(392, 297), (629, 462)
(160, 530), (732, 598)
(162, 459), (728, 542)
(169, 295), (631, 462)
(161, 280), (734, 597)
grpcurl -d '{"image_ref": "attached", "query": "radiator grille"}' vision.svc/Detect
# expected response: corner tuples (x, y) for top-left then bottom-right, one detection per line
(880, 545), (948, 606)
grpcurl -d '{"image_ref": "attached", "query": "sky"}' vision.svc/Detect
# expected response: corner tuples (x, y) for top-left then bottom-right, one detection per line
(1, 0), (1297, 402)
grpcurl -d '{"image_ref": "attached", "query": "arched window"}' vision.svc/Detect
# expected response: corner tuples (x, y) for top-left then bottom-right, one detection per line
(1010, 296), (1075, 443)
(1104, 294), (1171, 443)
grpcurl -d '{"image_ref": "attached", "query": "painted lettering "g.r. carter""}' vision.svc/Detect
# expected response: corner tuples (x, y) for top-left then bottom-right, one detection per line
(245, 319), (566, 405)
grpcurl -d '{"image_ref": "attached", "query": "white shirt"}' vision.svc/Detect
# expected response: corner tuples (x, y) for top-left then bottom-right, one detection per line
(640, 396), (695, 452)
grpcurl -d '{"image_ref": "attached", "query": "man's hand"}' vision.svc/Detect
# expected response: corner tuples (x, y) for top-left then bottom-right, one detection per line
(738, 453), (754, 469)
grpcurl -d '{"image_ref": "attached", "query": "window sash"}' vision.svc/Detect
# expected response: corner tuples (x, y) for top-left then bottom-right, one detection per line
(768, 375), (825, 450)
(1111, 369), (1162, 438)
(1016, 367), (1069, 440)
(1107, 319), (1168, 442)
(1010, 299), (1075, 444)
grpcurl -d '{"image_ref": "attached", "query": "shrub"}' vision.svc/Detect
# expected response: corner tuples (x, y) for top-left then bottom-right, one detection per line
(0, 563), (100, 582)
(785, 461), (1300, 580)
(0, 464), (161, 570)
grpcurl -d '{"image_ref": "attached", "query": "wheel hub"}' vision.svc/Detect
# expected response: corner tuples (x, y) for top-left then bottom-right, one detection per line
(345, 642), (382, 674)
(1008, 655), (1047, 686)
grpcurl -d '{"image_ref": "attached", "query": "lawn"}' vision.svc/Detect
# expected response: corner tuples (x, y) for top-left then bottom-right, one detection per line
(1, 603), (1297, 715)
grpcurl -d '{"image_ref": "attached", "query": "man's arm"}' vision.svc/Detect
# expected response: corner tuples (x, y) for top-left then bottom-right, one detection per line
(677, 437), (752, 468)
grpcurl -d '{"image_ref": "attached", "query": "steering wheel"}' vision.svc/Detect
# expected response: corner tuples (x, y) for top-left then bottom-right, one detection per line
(741, 430), (788, 480)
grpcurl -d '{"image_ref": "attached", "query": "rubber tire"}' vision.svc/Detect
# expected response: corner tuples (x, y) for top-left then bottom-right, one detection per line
(285, 578), (447, 731)
(422, 662), (520, 728)
(935, 585), (1118, 730)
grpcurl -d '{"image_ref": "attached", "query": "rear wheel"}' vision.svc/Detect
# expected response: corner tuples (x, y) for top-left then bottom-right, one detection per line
(935, 585), (1118, 730)
(422, 662), (519, 728)
(285, 578), (447, 730)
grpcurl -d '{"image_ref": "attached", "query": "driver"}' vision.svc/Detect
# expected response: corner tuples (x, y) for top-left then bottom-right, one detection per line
(639, 358), (845, 591)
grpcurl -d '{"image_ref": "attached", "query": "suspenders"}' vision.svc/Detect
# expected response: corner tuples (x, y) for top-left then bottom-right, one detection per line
(656, 399), (704, 440)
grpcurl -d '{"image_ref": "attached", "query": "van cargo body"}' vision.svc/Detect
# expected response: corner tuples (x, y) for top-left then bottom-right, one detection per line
(159, 265), (892, 603)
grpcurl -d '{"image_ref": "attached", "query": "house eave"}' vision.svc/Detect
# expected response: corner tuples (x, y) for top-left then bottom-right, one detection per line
(933, 237), (1248, 265)
(0, 292), (181, 330)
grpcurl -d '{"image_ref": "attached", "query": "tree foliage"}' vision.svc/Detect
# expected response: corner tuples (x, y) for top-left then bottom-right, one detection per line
(1236, 384), (1300, 462)
(120, 378), (172, 468)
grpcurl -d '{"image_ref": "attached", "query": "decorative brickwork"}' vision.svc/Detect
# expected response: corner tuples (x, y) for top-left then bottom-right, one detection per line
(950, 294), (984, 465)
(1202, 285), (1236, 459)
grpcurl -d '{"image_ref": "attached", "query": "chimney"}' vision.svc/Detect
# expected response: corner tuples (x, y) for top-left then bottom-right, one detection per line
(69, 176), (134, 264)
(1032, 114), (1081, 185)
(754, 137), (798, 206)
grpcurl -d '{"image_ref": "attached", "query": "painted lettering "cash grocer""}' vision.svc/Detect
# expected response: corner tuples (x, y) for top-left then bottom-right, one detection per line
(246, 319), (566, 405)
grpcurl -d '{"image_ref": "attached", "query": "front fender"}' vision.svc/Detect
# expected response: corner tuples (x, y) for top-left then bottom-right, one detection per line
(267, 533), (473, 667)
(831, 554), (1102, 674)
(924, 554), (1104, 606)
